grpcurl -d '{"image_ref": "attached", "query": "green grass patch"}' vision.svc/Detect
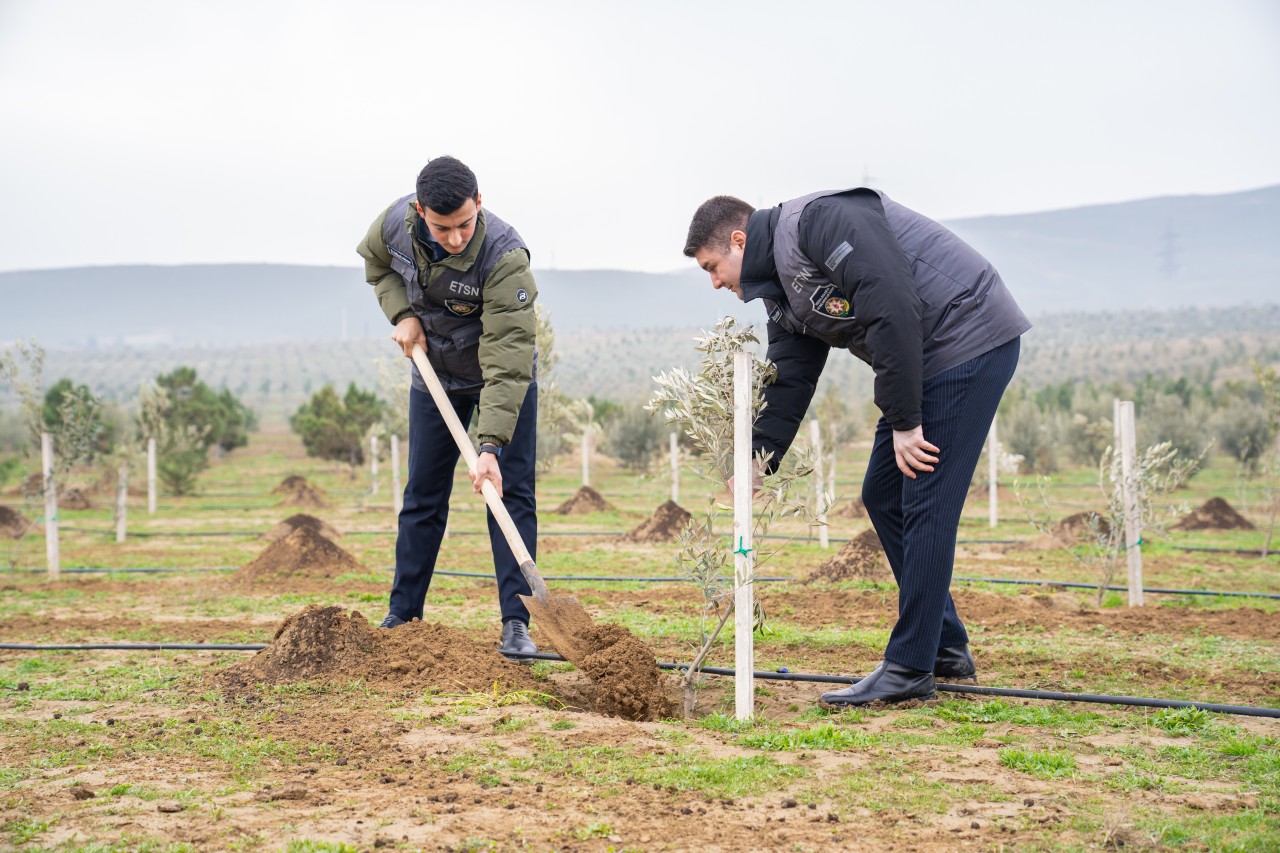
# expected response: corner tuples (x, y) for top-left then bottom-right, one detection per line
(999, 747), (1078, 778)
(740, 722), (871, 751)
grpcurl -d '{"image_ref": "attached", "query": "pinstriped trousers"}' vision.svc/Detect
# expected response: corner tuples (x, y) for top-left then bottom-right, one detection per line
(862, 337), (1020, 672)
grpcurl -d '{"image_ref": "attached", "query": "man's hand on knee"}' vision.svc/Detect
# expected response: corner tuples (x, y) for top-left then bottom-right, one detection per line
(892, 426), (939, 479)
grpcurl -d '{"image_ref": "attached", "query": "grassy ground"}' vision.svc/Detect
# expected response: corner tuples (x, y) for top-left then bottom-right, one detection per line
(0, 433), (1277, 851)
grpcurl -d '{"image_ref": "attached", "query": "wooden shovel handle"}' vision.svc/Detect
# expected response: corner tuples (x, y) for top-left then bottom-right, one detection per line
(409, 344), (547, 598)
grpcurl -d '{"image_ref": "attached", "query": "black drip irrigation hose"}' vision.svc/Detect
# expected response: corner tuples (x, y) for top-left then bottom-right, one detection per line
(1174, 546), (1278, 558)
(1, 641), (1275, 719)
(953, 576), (1280, 600)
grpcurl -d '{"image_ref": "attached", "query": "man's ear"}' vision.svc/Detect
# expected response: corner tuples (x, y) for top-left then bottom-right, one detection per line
(413, 200), (426, 219)
(730, 229), (747, 251)
(474, 192), (483, 211)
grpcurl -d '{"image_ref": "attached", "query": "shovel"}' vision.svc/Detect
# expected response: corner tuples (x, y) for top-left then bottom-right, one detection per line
(409, 343), (602, 663)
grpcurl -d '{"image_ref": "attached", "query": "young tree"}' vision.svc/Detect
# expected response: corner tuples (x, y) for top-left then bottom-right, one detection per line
(604, 402), (667, 473)
(154, 367), (254, 454)
(43, 378), (116, 462)
(534, 305), (591, 472)
(291, 383), (384, 475)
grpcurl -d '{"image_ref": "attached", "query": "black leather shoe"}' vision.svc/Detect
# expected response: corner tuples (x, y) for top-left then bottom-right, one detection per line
(378, 614), (406, 630)
(819, 661), (936, 707)
(934, 645), (976, 681)
(499, 620), (538, 661)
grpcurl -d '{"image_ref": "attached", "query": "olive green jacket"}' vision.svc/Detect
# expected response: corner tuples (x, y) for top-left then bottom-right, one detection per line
(356, 204), (537, 446)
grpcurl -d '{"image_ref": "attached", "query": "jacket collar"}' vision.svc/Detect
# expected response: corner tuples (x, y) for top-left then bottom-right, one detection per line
(402, 205), (489, 272)
(740, 206), (785, 304)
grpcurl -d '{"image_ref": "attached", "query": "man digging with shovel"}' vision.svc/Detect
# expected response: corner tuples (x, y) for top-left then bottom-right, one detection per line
(357, 155), (540, 661)
(683, 188), (1030, 706)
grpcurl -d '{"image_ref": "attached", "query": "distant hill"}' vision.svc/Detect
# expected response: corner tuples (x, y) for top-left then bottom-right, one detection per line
(2, 184), (1277, 348)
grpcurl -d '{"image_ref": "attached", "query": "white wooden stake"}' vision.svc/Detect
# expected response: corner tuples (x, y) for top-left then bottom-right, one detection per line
(147, 437), (157, 515)
(581, 428), (591, 488)
(669, 432), (680, 504)
(370, 435), (379, 495)
(116, 464), (128, 543)
(391, 435), (402, 515)
(42, 433), (59, 580)
(732, 352), (755, 721)
(1117, 400), (1144, 606)
(809, 419), (829, 549)
(988, 416), (999, 528)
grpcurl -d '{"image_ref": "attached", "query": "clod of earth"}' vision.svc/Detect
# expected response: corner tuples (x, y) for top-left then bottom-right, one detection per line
(1171, 497), (1255, 531)
(807, 528), (890, 583)
(831, 496), (866, 520)
(1022, 511), (1112, 550)
(235, 526), (365, 585)
(621, 500), (692, 543)
(263, 513), (342, 542)
(60, 488), (92, 510)
(553, 485), (614, 515)
(0, 505), (33, 539)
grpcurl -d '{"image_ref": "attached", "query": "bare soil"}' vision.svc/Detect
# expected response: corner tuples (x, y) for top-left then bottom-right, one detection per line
(0, 505), (33, 539)
(621, 500), (692, 543)
(1172, 496), (1255, 531)
(61, 488), (92, 510)
(552, 485), (614, 515)
(831, 495), (866, 519)
(807, 528), (891, 582)
(272, 475), (329, 509)
(235, 527), (366, 586)
(263, 513), (342, 542)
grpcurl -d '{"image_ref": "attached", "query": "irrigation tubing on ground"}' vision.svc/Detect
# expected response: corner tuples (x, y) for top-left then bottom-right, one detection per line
(2, 641), (1276, 720)
(1174, 546), (1278, 558)
(952, 576), (1280, 600)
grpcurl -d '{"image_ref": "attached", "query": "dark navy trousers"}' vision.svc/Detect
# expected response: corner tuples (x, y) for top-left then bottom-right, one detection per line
(389, 383), (537, 625)
(862, 337), (1020, 672)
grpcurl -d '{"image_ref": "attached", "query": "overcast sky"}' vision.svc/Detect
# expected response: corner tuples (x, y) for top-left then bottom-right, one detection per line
(1, 0), (1277, 274)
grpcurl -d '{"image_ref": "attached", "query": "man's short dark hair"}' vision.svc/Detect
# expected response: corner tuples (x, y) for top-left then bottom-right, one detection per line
(683, 195), (755, 257)
(416, 156), (479, 214)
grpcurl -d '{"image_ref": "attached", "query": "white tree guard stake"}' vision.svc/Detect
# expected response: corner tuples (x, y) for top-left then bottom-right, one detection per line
(988, 416), (999, 528)
(732, 352), (755, 721)
(809, 419), (829, 549)
(580, 428), (591, 488)
(370, 435), (379, 495)
(42, 433), (59, 580)
(669, 432), (680, 503)
(146, 437), (157, 515)
(116, 464), (128, 543)
(391, 435), (402, 515)
(1116, 400), (1144, 606)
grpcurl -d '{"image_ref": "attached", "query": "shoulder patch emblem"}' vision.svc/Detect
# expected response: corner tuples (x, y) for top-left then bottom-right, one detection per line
(824, 240), (854, 273)
(823, 296), (851, 317)
(809, 283), (856, 320)
(445, 299), (479, 317)
(516, 289), (529, 303)
(387, 244), (414, 265)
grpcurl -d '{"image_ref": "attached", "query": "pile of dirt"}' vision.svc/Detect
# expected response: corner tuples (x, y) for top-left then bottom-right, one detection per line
(832, 496), (866, 519)
(0, 506), (33, 539)
(272, 475), (329, 509)
(807, 528), (890, 582)
(621, 500), (692, 543)
(236, 526), (365, 585)
(553, 485), (614, 515)
(215, 604), (541, 694)
(1172, 497), (1255, 531)
(60, 488), (92, 510)
(1019, 511), (1112, 551)
(967, 483), (1014, 503)
(263, 513), (342, 542)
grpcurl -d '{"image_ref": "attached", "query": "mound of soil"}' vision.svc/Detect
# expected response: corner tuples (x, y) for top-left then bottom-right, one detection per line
(263, 513), (342, 542)
(236, 526), (364, 584)
(1172, 497), (1255, 531)
(215, 604), (541, 694)
(554, 485), (614, 515)
(1055, 511), (1111, 542)
(60, 488), (92, 510)
(967, 483), (1014, 503)
(0, 506), (33, 539)
(807, 528), (890, 583)
(832, 496), (866, 519)
(272, 475), (329, 509)
(621, 500), (692, 543)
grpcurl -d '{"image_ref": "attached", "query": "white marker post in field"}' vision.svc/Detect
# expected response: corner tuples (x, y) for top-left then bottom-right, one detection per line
(809, 420), (829, 549)
(669, 432), (680, 503)
(41, 433), (59, 580)
(988, 416), (999, 528)
(391, 435), (402, 515)
(581, 428), (591, 488)
(116, 464), (128, 543)
(1116, 400), (1144, 606)
(147, 437), (157, 515)
(370, 435), (379, 496)
(732, 352), (755, 721)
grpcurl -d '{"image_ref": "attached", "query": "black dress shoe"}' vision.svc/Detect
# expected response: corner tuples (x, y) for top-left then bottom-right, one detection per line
(934, 645), (977, 681)
(499, 620), (538, 661)
(378, 614), (406, 630)
(819, 661), (936, 707)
